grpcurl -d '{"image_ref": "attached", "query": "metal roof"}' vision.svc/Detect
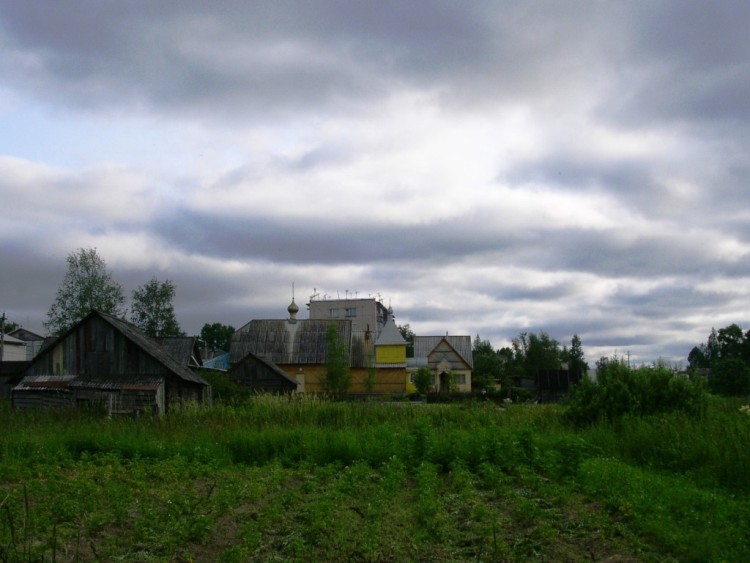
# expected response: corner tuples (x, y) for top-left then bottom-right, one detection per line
(13, 374), (77, 391)
(230, 319), (351, 365)
(413, 335), (473, 368)
(375, 317), (407, 346)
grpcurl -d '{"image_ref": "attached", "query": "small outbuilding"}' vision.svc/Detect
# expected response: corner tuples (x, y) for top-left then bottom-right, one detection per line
(15, 310), (211, 414)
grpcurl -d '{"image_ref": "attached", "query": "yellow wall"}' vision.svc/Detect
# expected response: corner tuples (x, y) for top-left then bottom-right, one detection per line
(280, 364), (407, 394)
(375, 344), (406, 364)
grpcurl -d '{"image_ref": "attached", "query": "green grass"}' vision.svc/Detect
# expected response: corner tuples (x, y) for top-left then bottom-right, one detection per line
(1, 396), (749, 561)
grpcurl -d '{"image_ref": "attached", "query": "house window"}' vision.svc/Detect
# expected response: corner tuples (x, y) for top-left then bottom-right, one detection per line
(345, 307), (357, 317)
(454, 374), (466, 385)
(329, 308), (339, 318)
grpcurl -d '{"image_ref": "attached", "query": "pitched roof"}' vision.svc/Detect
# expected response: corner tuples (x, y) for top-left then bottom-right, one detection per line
(413, 335), (473, 368)
(375, 317), (406, 346)
(39, 311), (208, 386)
(96, 312), (208, 386)
(1, 334), (26, 345)
(153, 336), (203, 368)
(230, 319), (351, 365)
(229, 350), (299, 387)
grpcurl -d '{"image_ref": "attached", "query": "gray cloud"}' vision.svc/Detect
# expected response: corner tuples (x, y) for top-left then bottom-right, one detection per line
(1, 1), (749, 365)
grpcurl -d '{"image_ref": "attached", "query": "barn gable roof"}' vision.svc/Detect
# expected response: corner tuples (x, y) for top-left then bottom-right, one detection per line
(228, 350), (299, 387)
(153, 336), (203, 368)
(95, 312), (208, 385)
(38, 310), (208, 386)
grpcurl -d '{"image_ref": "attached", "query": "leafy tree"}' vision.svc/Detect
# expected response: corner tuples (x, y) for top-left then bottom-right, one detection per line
(689, 324), (750, 396)
(398, 323), (415, 356)
(472, 335), (503, 391)
(130, 277), (182, 337)
(413, 366), (434, 394)
(45, 247), (125, 335)
(200, 322), (236, 353)
(709, 357), (750, 396)
(717, 324), (745, 360)
(513, 331), (562, 380)
(687, 345), (709, 371)
(1, 317), (20, 334)
(322, 322), (351, 394)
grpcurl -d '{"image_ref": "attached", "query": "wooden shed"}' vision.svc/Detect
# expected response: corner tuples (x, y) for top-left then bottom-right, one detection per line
(227, 350), (298, 393)
(20, 310), (210, 414)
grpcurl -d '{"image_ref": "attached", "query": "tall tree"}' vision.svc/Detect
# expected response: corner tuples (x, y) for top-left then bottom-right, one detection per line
(520, 331), (562, 380)
(568, 334), (589, 378)
(130, 277), (182, 337)
(322, 322), (351, 394)
(45, 247), (125, 335)
(200, 322), (235, 353)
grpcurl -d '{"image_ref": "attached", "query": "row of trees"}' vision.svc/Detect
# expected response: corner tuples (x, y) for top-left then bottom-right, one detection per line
(688, 324), (750, 396)
(471, 332), (589, 392)
(44, 247), (182, 337)
(29, 247), (235, 353)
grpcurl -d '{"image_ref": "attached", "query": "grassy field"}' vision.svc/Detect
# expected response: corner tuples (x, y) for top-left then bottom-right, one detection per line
(1, 395), (749, 562)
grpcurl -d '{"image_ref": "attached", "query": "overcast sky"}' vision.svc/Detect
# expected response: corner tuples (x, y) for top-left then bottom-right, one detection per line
(2, 1), (749, 365)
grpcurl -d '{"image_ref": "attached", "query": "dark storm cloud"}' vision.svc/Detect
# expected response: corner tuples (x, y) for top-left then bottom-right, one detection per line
(149, 208), (521, 266)
(2, 1), (750, 365)
(598, 2), (750, 127)
(0, 2), (621, 120)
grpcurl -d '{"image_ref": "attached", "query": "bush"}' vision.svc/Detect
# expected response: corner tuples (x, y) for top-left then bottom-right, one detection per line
(564, 361), (707, 426)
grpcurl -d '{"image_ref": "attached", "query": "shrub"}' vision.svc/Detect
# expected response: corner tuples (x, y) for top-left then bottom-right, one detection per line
(564, 361), (707, 426)
(413, 366), (434, 395)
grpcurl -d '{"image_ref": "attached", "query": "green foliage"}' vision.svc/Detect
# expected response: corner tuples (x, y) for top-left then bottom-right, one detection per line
(322, 322), (351, 394)
(564, 359), (708, 426)
(201, 322), (235, 354)
(568, 334), (588, 377)
(413, 366), (434, 395)
(1, 317), (19, 334)
(689, 323), (750, 396)
(509, 331), (583, 385)
(364, 353), (377, 393)
(710, 357), (750, 396)
(398, 323), (415, 356)
(1, 397), (750, 560)
(472, 335), (503, 391)
(196, 369), (251, 404)
(130, 277), (182, 337)
(45, 247), (125, 335)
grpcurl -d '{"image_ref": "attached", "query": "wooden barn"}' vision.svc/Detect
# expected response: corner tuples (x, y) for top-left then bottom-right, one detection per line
(227, 350), (299, 393)
(16, 310), (211, 414)
(230, 318), (352, 393)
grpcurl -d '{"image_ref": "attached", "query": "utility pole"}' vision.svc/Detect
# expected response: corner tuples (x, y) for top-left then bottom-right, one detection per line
(0, 311), (5, 363)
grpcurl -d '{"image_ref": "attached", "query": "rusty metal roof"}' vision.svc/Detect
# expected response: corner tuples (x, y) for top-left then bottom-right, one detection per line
(13, 374), (77, 391)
